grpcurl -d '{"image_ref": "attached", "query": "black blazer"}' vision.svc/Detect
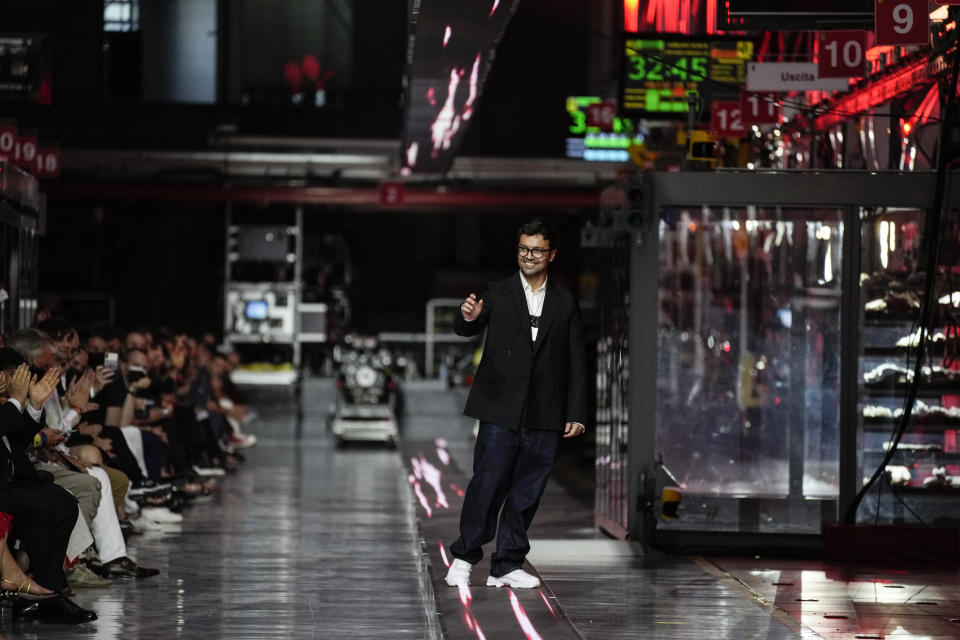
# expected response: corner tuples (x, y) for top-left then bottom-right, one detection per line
(0, 401), (49, 486)
(454, 273), (587, 431)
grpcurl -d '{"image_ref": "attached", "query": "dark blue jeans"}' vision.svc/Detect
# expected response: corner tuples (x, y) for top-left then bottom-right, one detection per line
(449, 422), (561, 577)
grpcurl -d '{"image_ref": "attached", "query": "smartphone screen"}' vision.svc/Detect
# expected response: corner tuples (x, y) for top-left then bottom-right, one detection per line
(105, 352), (119, 371)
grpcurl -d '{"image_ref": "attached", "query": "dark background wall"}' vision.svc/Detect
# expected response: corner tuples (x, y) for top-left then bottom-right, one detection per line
(4, 0), (596, 335)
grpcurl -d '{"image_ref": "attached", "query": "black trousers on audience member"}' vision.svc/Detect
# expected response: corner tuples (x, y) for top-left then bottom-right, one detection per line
(449, 422), (561, 578)
(173, 407), (214, 468)
(160, 416), (189, 475)
(0, 481), (78, 592)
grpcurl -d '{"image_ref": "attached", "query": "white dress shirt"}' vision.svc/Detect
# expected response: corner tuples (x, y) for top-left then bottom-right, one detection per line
(520, 272), (547, 342)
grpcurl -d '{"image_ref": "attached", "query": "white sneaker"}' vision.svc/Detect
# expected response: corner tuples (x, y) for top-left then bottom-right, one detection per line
(140, 507), (184, 524)
(132, 516), (170, 532)
(486, 569), (540, 589)
(192, 465), (226, 477)
(444, 558), (472, 587)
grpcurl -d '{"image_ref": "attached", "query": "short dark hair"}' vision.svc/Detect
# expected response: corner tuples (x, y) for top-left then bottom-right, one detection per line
(516, 218), (558, 250)
(35, 316), (76, 342)
(0, 347), (26, 374)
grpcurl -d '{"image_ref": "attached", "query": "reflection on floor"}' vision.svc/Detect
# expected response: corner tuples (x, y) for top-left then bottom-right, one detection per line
(8, 378), (960, 639)
(3, 380), (431, 640)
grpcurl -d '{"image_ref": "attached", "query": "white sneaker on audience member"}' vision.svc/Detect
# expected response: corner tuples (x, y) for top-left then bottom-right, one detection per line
(140, 507), (184, 524)
(486, 569), (540, 589)
(192, 465), (226, 477)
(444, 558), (472, 587)
(133, 516), (170, 532)
(227, 433), (257, 448)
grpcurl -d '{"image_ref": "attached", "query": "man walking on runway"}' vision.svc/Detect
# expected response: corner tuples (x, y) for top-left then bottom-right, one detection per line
(445, 218), (587, 589)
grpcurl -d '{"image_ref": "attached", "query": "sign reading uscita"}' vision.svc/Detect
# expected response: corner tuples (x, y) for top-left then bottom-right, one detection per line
(747, 62), (850, 92)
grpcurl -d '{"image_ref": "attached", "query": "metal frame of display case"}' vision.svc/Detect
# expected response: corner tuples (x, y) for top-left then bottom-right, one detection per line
(610, 170), (960, 551)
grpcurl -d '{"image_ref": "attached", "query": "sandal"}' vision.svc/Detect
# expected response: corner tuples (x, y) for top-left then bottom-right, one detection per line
(1, 578), (55, 601)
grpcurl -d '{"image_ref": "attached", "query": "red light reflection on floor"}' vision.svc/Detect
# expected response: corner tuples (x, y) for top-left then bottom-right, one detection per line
(464, 612), (487, 640)
(490, 0), (500, 17)
(408, 473), (432, 517)
(449, 483), (465, 497)
(458, 583), (473, 606)
(412, 455), (449, 509)
(440, 543), (451, 568)
(539, 590), (555, 615)
(443, 26), (452, 46)
(437, 446), (450, 465)
(508, 591), (544, 640)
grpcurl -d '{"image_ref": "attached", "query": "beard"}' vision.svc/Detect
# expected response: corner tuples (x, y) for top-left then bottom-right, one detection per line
(518, 258), (545, 277)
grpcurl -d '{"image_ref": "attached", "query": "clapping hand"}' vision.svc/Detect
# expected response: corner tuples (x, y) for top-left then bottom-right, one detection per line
(7, 364), (31, 408)
(461, 293), (484, 321)
(28, 365), (61, 411)
(65, 370), (95, 413)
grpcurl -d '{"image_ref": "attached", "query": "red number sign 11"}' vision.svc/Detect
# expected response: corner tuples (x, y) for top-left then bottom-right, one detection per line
(875, 0), (929, 46)
(740, 93), (781, 125)
(818, 30), (867, 78)
(711, 101), (745, 138)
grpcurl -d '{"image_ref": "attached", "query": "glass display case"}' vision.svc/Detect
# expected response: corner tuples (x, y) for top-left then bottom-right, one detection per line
(856, 207), (960, 524)
(591, 171), (960, 548)
(655, 206), (843, 534)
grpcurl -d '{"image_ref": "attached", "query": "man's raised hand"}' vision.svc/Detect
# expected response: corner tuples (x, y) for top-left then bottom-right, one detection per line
(8, 364), (31, 408)
(29, 365), (61, 411)
(93, 365), (115, 392)
(461, 293), (484, 321)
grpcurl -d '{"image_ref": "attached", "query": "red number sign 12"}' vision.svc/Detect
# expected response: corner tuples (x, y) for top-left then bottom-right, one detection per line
(711, 101), (745, 138)
(818, 30), (867, 78)
(875, 0), (929, 46)
(586, 100), (617, 132)
(740, 93), (781, 125)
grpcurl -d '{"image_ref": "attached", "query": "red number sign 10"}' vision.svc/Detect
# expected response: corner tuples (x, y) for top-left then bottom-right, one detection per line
(875, 0), (929, 46)
(818, 30), (867, 78)
(0, 123), (16, 159)
(711, 101), (745, 138)
(740, 93), (781, 125)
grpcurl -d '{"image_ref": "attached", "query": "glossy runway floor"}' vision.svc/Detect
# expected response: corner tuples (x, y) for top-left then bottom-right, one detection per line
(8, 378), (960, 639)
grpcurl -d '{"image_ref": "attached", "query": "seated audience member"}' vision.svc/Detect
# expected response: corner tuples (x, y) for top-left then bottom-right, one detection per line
(8, 326), (161, 582)
(87, 348), (157, 487)
(0, 350), (97, 623)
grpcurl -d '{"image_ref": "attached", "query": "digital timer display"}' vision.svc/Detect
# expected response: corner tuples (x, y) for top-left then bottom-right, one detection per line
(621, 36), (754, 117)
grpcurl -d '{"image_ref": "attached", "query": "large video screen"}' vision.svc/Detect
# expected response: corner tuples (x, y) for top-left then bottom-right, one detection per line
(400, 0), (520, 174)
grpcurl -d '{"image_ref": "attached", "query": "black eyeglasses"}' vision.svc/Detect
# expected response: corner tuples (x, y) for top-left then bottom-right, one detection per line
(518, 246), (550, 258)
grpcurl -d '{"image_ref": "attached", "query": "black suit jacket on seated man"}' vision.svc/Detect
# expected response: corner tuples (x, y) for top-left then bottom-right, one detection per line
(454, 274), (587, 431)
(0, 399), (80, 596)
